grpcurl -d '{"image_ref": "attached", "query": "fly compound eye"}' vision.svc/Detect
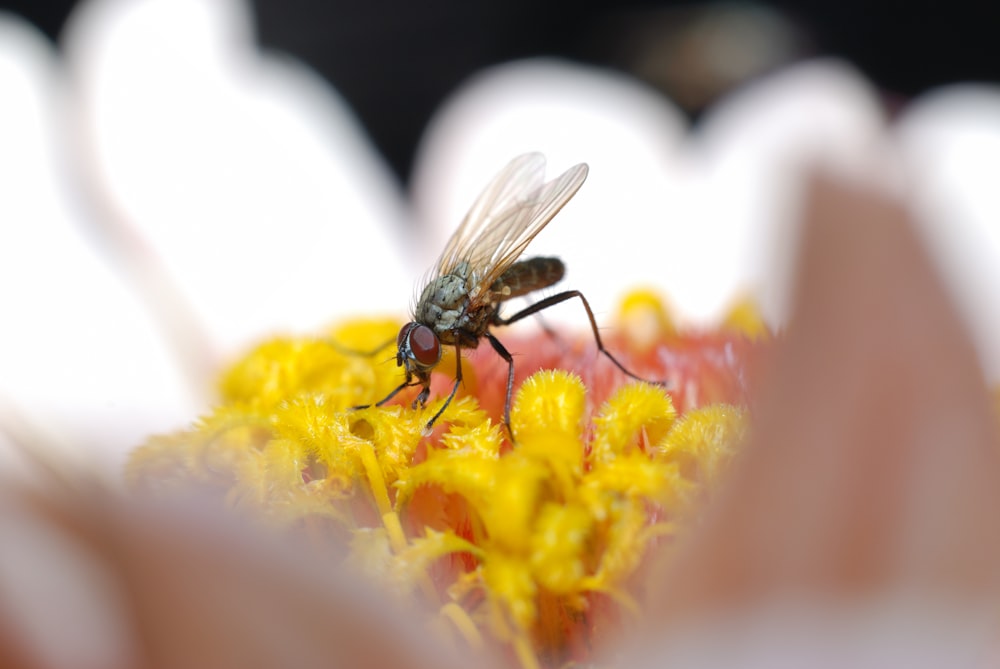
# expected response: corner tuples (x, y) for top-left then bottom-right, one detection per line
(407, 324), (441, 369)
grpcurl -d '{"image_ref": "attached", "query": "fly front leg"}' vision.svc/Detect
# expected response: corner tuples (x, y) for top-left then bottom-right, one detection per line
(327, 336), (396, 358)
(378, 380), (416, 407)
(424, 345), (464, 433)
(413, 382), (431, 409)
(352, 375), (419, 411)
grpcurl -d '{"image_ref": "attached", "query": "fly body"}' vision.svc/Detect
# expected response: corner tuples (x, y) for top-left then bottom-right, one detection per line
(492, 257), (565, 300)
(361, 153), (662, 438)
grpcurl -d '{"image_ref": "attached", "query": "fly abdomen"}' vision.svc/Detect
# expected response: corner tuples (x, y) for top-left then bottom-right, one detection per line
(492, 257), (565, 300)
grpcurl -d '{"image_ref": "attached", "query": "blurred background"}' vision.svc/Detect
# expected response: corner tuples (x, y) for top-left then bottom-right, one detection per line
(5, 0), (998, 182)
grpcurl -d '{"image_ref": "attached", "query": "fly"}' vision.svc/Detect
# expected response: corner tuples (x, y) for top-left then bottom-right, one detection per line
(360, 153), (661, 438)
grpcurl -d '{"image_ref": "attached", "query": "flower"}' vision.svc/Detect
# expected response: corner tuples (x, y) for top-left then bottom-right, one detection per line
(0, 0), (409, 469)
(4, 177), (1000, 669)
(2, 0), (1000, 666)
(125, 291), (756, 667)
(3, 0), (999, 474)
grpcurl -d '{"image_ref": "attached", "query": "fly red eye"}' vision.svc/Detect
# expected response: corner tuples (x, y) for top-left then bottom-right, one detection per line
(407, 324), (441, 368)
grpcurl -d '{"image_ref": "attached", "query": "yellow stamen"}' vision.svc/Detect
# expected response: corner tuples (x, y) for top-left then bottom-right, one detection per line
(129, 290), (755, 668)
(722, 294), (770, 339)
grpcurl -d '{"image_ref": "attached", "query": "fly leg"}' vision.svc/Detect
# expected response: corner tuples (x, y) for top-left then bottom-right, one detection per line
(352, 376), (420, 411)
(335, 335), (402, 410)
(412, 381), (431, 409)
(424, 345), (464, 433)
(495, 290), (665, 386)
(517, 297), (564, 349)
(484, 332), (517, 442)
(327, 336), (396, 358)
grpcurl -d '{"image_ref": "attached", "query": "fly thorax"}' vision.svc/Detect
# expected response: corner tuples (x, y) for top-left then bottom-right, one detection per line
(416, 274), (469, 331)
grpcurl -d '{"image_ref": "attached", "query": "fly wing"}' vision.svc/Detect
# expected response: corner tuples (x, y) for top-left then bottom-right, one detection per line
(433, 153), (588, 297)
(435, 153), (546, 277)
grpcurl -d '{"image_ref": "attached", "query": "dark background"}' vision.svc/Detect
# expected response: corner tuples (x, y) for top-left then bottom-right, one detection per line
(4, 0), (997, 181)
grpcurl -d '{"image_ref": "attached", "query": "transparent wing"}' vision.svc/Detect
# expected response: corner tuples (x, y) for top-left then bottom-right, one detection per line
(434, 153), (588, 295)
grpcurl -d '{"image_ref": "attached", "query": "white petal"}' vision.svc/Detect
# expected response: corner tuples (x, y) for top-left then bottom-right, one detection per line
(411, 59), (689, 327)
(895, 86), (1000, 380)
(0, 14), (198, 473)
(413, 59), (890, 329)
(695, 59), (891, 326)
(62, 0), (409, 356)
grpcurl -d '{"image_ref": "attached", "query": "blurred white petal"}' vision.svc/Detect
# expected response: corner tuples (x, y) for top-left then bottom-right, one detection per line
(695, 59), (891, 325)
(2, 0), (411, 472)
(412, 59), (890, 327)
(63, 0), (410, 355)
(411, 59), (689, 327)
(0, 13), (197, 472)
(895, 86), (1000, 380)
(5, 0), (998, 473)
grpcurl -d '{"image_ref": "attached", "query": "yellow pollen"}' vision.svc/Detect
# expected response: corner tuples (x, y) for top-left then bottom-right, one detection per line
(128, 291), (753, 668)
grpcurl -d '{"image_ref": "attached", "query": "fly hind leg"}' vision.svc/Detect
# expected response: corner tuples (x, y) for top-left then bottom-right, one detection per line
(484, 332), (517, 441)
(494, 290), (664, 386)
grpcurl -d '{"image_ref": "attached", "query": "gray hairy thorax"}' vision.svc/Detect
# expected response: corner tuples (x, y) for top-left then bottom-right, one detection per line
(415, 261), (498, 348)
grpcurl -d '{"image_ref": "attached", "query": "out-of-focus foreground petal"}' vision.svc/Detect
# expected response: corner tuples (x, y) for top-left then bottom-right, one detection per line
(0, 478), (475, 669)
(0, 14), (198, 473)
(634, 177), (1000, 663)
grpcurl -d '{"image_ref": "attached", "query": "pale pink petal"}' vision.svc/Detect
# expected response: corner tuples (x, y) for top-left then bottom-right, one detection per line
(0, 482), (477, 669)
(634, 176), (1000, 664)
(0, 491), (137, 669)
